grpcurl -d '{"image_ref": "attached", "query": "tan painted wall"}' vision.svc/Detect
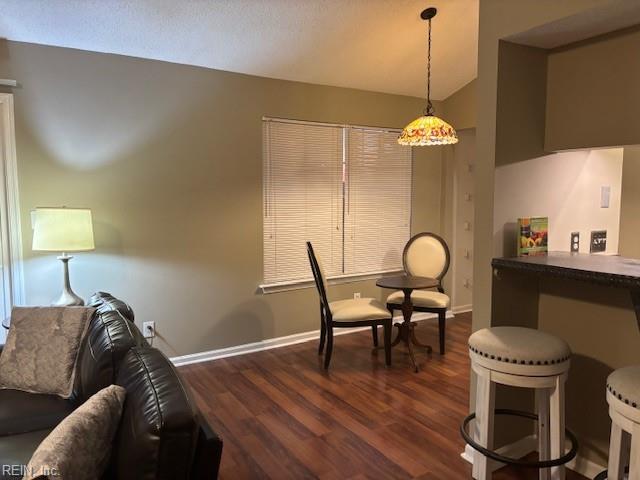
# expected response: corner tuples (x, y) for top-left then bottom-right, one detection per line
(0, 40), (447, 356)
(619, 146), (640, 258)
(437, 80), (477, 308)
(450, 129), (475, 310)
(546, 27), (640, 151)
(442, 79), (476, 131)
(537, 279), (638, 467)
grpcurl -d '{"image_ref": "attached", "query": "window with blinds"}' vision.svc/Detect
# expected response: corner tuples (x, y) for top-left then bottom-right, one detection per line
(263, 118), (412, 286)
(344, 127), (412, 274)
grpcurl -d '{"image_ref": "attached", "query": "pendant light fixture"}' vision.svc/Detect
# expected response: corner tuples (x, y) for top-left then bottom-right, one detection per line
(398, 7), (458, 146)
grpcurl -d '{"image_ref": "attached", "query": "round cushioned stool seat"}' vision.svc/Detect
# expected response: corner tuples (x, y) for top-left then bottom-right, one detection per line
(607, 365), (640, 410)
(469, 327), (571, 375)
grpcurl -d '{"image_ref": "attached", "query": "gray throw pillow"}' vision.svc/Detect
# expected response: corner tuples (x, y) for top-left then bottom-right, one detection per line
(23, 384), (126, 480)
(0, 307), (95, 398)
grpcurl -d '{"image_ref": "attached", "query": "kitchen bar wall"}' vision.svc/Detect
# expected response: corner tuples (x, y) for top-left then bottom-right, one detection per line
(476, 0), (638, 467)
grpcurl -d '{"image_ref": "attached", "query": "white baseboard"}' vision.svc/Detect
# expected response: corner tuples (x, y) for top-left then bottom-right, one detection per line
(452, 304), (472, 314)
(171, 311), (454, 367)
(461, 434), (606, 478)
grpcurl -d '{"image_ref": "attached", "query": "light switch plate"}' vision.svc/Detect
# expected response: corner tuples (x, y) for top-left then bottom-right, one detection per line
(601, 186), (611, 208)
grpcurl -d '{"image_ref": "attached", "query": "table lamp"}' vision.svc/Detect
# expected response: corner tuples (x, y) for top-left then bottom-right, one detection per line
(32, 207), (95, 306)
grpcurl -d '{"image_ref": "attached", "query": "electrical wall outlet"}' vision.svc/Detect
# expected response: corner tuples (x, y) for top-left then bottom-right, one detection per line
(353, 292), (361, 299)
(570, 232), (580, 253)
(590, 230), (607, 253)
(143, 321), (155, 339)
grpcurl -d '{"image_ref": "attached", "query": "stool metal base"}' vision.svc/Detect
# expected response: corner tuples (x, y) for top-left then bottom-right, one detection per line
(460, 408), (579, 469)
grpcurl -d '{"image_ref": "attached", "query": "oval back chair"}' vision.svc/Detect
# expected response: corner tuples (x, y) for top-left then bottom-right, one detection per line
(403, 232), (451, 289)
(387, 232), (451, 354)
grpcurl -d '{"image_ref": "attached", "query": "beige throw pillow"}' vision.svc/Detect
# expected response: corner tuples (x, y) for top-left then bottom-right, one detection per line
(24, 384), (126, 480)
(0, 306), (95, 398)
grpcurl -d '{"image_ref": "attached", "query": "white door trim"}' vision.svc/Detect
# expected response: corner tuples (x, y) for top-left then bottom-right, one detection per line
(0, 93), (24, 323)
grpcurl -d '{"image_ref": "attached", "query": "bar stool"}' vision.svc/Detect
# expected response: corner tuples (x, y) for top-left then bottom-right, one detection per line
(461, 327), (578, 480)
(600, 365), (640, 480)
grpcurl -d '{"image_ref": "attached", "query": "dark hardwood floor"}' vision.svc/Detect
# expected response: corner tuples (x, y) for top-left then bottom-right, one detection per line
(180, 312), (587, 479)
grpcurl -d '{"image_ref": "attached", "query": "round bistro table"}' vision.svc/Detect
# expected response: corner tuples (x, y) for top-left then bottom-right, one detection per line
(376, 274), (439, 372)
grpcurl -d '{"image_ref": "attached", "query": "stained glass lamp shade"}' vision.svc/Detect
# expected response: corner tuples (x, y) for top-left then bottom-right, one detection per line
(398, 7), (458, 146)
(398, 114), (458, 146)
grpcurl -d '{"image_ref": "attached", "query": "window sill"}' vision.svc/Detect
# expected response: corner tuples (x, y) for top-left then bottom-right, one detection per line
(259, 269), (404, 294)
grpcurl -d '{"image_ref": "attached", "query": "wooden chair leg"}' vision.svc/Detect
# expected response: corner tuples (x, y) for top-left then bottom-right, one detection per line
(383, 320), (391, 366)
(629, 423), (640, 480)
(550, 375), (566, 480)
(608, 420), (630, 480)
(324, 324), (334, 370)
(473, 365), (495, 480)
(319, 308), (326, 355)
(438, 310), (446, 355)
(537, 388), (551, 480)
(371, 325), (379, 347)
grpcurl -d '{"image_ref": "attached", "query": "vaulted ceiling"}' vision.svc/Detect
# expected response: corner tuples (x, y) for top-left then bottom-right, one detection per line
(0, 0), (478, 100)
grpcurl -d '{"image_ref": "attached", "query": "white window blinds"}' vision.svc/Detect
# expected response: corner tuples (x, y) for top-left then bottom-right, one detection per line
(263, 118), (412, 286)
(263, 120), (343, 284)
(344, 127), (412, 274)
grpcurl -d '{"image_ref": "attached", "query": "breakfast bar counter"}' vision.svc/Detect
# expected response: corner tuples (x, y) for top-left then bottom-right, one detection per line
(490, 252), (640, 467)
(492, 253), (640, 328)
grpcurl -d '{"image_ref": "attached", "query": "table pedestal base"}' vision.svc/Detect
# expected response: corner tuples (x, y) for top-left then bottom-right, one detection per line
(391, 320), (432, 372)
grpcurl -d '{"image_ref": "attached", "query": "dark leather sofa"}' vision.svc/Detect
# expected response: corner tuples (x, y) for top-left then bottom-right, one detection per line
(0, 292), (222, 479)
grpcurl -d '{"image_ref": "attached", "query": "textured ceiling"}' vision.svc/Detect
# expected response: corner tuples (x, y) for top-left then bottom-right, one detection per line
(0, 0), (478, 100)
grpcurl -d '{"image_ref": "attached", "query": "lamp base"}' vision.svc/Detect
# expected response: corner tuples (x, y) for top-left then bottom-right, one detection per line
(52, 255), (85, 307)
(52, 288), (85, 307)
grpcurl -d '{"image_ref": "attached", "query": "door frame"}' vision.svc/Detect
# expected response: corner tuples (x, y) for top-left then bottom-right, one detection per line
(0, 93), (24, 325)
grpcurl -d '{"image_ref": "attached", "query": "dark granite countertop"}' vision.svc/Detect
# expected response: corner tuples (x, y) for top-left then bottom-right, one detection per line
(492, 252), (640, 289)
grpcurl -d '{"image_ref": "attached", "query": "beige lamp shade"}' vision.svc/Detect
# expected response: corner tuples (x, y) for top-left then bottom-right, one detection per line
(32, 207), (95, 252)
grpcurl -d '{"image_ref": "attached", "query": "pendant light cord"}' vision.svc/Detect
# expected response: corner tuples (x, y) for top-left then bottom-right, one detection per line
(424, 17), (434, 116)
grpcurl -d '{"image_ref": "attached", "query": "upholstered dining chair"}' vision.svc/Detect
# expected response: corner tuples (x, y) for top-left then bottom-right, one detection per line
(306, 242), (392, 369)
(386, 232), (451, 354)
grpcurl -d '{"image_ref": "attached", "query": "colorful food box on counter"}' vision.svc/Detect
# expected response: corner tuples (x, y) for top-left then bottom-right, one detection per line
(518, 217), (548, 256)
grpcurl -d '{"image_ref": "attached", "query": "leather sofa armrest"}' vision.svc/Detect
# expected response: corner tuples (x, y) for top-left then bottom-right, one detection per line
(191, 412), (223, 479)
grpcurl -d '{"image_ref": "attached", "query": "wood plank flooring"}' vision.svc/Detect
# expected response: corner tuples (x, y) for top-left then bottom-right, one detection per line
(180, 312), (587, 479)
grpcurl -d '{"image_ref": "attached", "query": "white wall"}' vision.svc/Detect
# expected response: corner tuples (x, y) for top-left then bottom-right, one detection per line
(494, 148), (623, 257)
